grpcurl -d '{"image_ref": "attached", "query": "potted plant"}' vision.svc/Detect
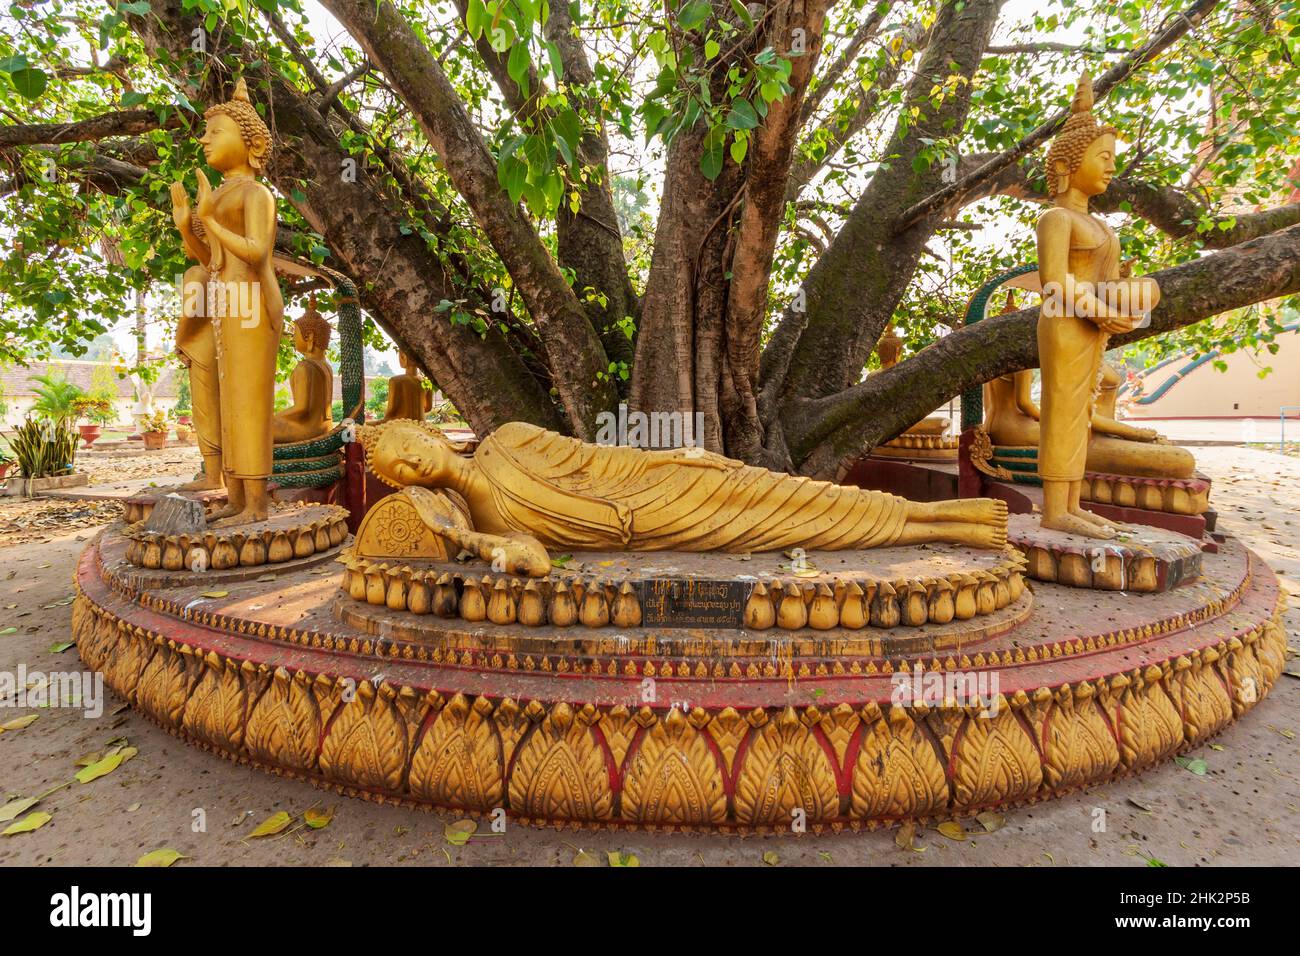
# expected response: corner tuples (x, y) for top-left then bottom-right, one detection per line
(139, 408), (170, 450)
(0, 449), (12, 481)
(28, 372), (83, 422)
(9, 416), (79, 489)
(70, 396), (115, 449)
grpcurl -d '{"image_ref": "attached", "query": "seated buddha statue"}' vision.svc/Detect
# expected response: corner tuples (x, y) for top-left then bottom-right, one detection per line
(272, 297), (335, 444)
(984, 367), (1194, 479)
(383, 350), (433, 422)
(358, 419), (1009, 577)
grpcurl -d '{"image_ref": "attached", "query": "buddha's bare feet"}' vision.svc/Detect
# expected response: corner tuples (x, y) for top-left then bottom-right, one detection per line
(207, 502), (240, 522)
(213, 507), (268, 528)
(1041, 513), (1116, 539)
(177, 475), (223, 492)
(915, 497), (1008, 525)
(1071, 506), (1122, 532)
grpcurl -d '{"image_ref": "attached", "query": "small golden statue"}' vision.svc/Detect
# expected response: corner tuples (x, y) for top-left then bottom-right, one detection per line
(272, 296), (335, 444)
(358, 419), (1009, 577)
(382, 350), (433, 422)
(170, 78), (284, 524)
(1035, 72), (1160, 538)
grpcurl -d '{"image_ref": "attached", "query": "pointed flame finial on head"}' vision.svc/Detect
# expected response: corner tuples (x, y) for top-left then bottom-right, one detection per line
(1070, 70), (1095, 115)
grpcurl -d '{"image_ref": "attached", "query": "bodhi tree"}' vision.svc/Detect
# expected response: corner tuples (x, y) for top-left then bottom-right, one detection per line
(1, 0), (1297, 479)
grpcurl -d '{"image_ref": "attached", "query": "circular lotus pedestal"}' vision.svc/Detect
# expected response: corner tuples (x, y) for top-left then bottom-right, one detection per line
(122, 502), (350, 573)
(73, 524), (1286, 832)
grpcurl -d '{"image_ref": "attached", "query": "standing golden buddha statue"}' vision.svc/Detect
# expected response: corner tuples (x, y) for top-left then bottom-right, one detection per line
(272, 296), (335, 443)
(383, 350), (433, 422)
(172, 78), (284, 525)
(1035, 72), (1160, 539)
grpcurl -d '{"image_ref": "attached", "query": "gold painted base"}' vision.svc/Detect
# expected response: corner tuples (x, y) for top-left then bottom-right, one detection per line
(72, 581), (1287, 830)
(1008, 513), (1203, 592)
(337, 546), (1029, 632)
(870, 433), (959, 461)
(71, 525), (1288, 831)
(1082, 471), (1210, 516)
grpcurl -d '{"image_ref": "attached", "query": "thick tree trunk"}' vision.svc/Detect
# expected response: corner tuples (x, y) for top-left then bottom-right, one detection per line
(630, 118), (744, 449)
(319, 0), (615, 438)
(722, 0), (834, 463)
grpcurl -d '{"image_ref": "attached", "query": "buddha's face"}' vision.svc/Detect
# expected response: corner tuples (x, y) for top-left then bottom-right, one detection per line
(200, 114), (248, 173)
(399, 351), (416, 374)
(1070, 133), (1116, 198)
(372, 423), (454, 488)
(292, 325), (309, 354)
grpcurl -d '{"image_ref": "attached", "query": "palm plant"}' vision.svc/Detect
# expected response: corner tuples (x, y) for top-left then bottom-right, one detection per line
(28, 372), (84, 422)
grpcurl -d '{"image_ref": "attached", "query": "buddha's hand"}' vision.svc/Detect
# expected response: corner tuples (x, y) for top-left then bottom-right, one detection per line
(1096, 314), (1136, 335)
(195, 170), (215, 219)
(457, 530), (551, 578)
(1132, 427), (1161, 443)
(170, 183), (191, 230)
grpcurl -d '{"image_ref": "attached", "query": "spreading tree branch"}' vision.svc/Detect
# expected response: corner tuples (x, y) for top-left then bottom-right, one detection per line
(789, 220), (1300, 478)
(894, 0), (1223, 230)
(319, 0), (615, 437)
(0, 108), (181, 148)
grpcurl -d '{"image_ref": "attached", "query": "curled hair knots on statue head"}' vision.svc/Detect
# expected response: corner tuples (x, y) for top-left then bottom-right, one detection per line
(1044, 71), (1118, 196)
(204, 77), (273, 172)
(294, 296), (332, 351)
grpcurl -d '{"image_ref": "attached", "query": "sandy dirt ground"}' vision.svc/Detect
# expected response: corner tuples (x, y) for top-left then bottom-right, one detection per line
(0, 446), (1295, 867)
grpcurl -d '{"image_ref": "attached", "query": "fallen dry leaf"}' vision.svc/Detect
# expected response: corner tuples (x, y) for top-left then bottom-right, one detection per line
(444, 819), (476, 846)
(304, 806), (334, 830)
(3, 811), (52, 835)
(136, 848), (187, 868)
(75, 751), (125, 784)
(249, 811), (293, 838)
(0, 796), (39, 823)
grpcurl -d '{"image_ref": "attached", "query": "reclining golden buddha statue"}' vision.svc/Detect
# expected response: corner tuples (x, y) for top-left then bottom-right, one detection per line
(358, 419), (1008, 577)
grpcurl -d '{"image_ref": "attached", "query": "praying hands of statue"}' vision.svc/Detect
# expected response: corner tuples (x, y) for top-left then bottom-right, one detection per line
(170, 182), (191, 231)
(191, 170), (224, 270)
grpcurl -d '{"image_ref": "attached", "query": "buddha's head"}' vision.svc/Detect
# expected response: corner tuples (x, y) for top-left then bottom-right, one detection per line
(359, 419), (461, 489)
(1045, 72), (1118, 199)
(398, 350), (419, 375)
(293, 299), (331, 356)
(200, 78), (272, 175)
